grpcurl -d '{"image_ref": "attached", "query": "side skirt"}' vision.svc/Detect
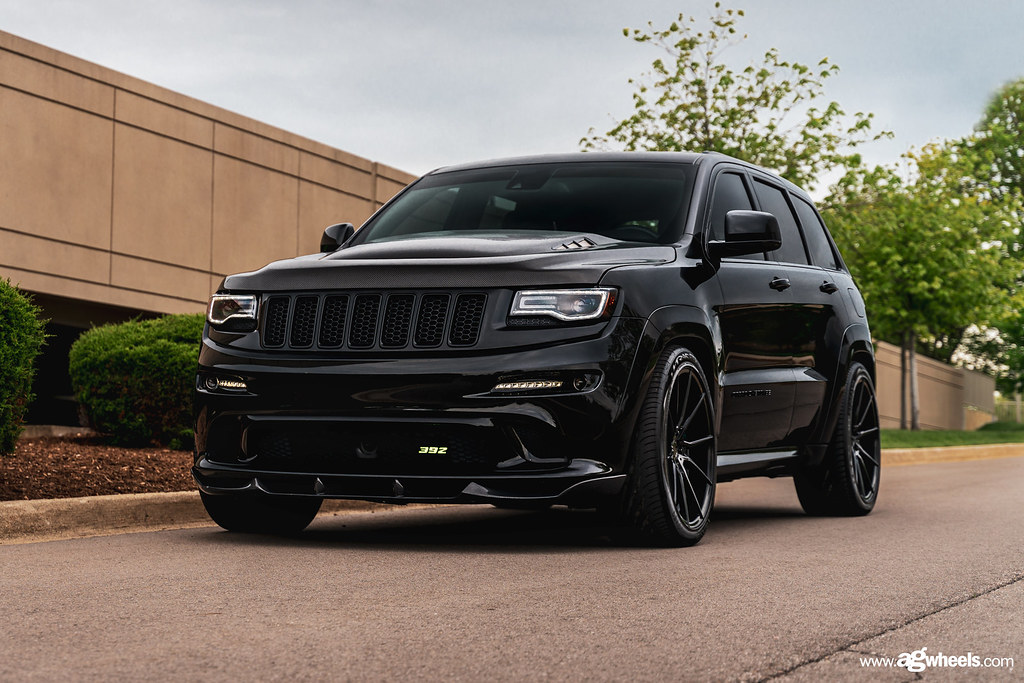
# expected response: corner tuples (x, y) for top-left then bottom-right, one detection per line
(717, 449), (800, 482)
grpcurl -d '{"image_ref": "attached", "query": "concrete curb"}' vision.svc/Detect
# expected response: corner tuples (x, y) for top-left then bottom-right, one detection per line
(3, 445), (1023, 545)
(0, 492), (417, 545)
(883, 443), (1024, 466)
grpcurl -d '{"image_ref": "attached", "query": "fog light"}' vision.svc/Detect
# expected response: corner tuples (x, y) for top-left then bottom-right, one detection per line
(203, 376), (248, 392)
(492, 380), (564, 392)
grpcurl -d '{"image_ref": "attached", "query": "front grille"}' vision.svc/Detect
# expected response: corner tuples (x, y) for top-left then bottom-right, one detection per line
(260, 291), (488, 351)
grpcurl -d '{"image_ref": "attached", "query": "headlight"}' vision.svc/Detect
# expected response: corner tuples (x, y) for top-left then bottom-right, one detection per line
(207, 294), (258, 331)
(509, 288), (616, 322)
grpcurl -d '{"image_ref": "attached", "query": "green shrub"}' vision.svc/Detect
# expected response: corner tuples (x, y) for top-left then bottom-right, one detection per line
(69, 314), (204, 448)
(0, 280), (46, 455)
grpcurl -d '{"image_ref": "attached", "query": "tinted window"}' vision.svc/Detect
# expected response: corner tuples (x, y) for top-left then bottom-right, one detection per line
(353, 163), (694, 245)
(793, 196), (838, 270)
(709, 172), (764, 261)
(753, 179), (808, 265)
(709, 172), (753, 241)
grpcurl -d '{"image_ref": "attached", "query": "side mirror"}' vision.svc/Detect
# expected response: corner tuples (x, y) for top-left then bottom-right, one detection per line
(707, 210), (782, 259)
(320, 222), (356, 252)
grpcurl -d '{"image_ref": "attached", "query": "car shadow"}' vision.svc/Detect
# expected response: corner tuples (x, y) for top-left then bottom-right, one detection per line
(191, 500), (808, 552)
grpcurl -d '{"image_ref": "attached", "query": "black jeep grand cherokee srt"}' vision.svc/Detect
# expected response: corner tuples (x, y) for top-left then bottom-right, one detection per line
(194, 151), (879, 546)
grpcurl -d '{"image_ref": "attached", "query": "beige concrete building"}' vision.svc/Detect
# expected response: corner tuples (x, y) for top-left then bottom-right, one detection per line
(0, 30), (414, 423)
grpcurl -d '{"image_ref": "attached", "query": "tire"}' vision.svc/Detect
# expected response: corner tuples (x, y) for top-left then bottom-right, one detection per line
(621, 347), (717, 546)
(200, 492), (323, 534)
(794, 361), (880, 516)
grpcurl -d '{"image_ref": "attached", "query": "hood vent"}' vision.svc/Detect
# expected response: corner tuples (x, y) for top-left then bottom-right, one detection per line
(554, 237), (596, 251)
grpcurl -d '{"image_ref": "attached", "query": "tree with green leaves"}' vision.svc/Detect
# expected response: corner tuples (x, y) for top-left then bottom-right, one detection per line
(581, 3), (888, 191)
(975, 78), (1024, 202)
(825, 141), (1022, 428)
(956, 79), (1024, 405)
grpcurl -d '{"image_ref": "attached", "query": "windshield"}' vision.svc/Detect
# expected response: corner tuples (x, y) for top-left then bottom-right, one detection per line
(351, 162), (695, 246)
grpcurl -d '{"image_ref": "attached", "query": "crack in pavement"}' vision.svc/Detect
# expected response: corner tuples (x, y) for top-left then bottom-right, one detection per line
(759, 572), (1024, 681)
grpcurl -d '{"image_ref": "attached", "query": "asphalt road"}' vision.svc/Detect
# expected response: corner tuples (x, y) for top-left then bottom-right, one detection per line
(2, 457), (1022, 681)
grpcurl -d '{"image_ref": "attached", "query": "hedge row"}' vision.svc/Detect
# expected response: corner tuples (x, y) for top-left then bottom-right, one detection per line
(69, 314), (205, 449)
(0, 280), (46, 454)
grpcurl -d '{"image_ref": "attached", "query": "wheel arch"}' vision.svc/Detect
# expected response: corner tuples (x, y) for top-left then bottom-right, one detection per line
(810, 323), (876, 463)
(621, 305), (722, 441)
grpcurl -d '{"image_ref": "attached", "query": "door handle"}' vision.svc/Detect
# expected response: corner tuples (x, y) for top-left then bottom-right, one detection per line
(769, 277), (791, 291)
(819, 281), (839, 294)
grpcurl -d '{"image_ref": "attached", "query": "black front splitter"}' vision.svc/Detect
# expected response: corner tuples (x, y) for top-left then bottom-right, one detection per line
(192, 457), (624, 506)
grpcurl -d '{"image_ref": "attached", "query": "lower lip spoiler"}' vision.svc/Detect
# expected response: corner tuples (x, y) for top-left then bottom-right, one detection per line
(193, 457), (624, 506)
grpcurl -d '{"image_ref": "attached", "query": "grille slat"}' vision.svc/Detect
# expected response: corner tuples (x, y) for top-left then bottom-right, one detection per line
(450, 293), (487, 346)
(263, 297), (290, 347)
(348, 294), (383, 348)
(381, 294), (415, 348)
(318, 295), (349, 348)
(290, 296), (319, 348)
(260, 291), (486, 350)
(414, 294), (450, 347)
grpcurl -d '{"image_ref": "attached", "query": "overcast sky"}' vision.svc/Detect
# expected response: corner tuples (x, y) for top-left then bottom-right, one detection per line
(2, 0), (1022, 186)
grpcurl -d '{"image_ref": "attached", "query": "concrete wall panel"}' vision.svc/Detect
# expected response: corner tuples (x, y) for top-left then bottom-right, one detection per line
(0, 48), (113, 116)
(111, 125), (213, 268)
(0, 86), (113, 248)
(875, 341), (993, 431)
(299, 152), (373, 198)
(110, 254), (211, 304)
(1, 265), (200, 315)
(297, 181), (374, 255)
(375, 172), (410, 205)
(115, 91), (212, 148)
(0, 228), (108, 284)
(212, 157), (298, 276)
(214, 123), (299, 175)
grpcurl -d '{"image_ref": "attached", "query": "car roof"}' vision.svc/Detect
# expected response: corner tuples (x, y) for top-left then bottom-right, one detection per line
(428, 151), (707, 175)
(425, 151), (809, 197)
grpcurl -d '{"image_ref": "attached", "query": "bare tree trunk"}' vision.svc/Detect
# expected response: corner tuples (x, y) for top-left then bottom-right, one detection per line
(900, 332), (908, 430)
(909, 330), (921, 431)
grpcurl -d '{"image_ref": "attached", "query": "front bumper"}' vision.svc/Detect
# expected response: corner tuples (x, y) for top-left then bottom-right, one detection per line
(193, 317), (647, 506)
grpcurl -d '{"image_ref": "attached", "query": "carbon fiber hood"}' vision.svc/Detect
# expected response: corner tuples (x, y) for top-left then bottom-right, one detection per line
(220, 234), (676, 291)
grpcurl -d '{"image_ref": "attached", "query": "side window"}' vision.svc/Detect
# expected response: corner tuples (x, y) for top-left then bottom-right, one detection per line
(752, 179), (808, 265)
(792, 196), (839, 270)
(709, 171), (763, 261)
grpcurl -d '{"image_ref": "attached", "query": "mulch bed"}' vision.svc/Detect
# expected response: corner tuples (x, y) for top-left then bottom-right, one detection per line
(0, 435), (193, 501)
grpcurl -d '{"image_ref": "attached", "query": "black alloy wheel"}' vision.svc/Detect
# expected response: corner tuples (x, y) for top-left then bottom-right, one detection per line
(794, 361), (880, 516)
(623, 347), (716, 546)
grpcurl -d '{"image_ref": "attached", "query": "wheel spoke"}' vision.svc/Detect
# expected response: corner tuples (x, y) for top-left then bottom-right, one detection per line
(682, 455), (714, 486)
(854, 442), (879, 468)
(855, 388), (874, 431)
(858, 456), (873, 498)
(852, 450), (866, 495)
(678, 389), (706, 434)
(856, 426), (879, 440)
(681, 467), (704, 523)
(682, 434), (714, 449)
(672, 460), (690, 521)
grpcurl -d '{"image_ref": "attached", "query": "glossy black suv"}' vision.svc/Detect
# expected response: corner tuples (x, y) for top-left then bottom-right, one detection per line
(194, 152), (880, 546)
